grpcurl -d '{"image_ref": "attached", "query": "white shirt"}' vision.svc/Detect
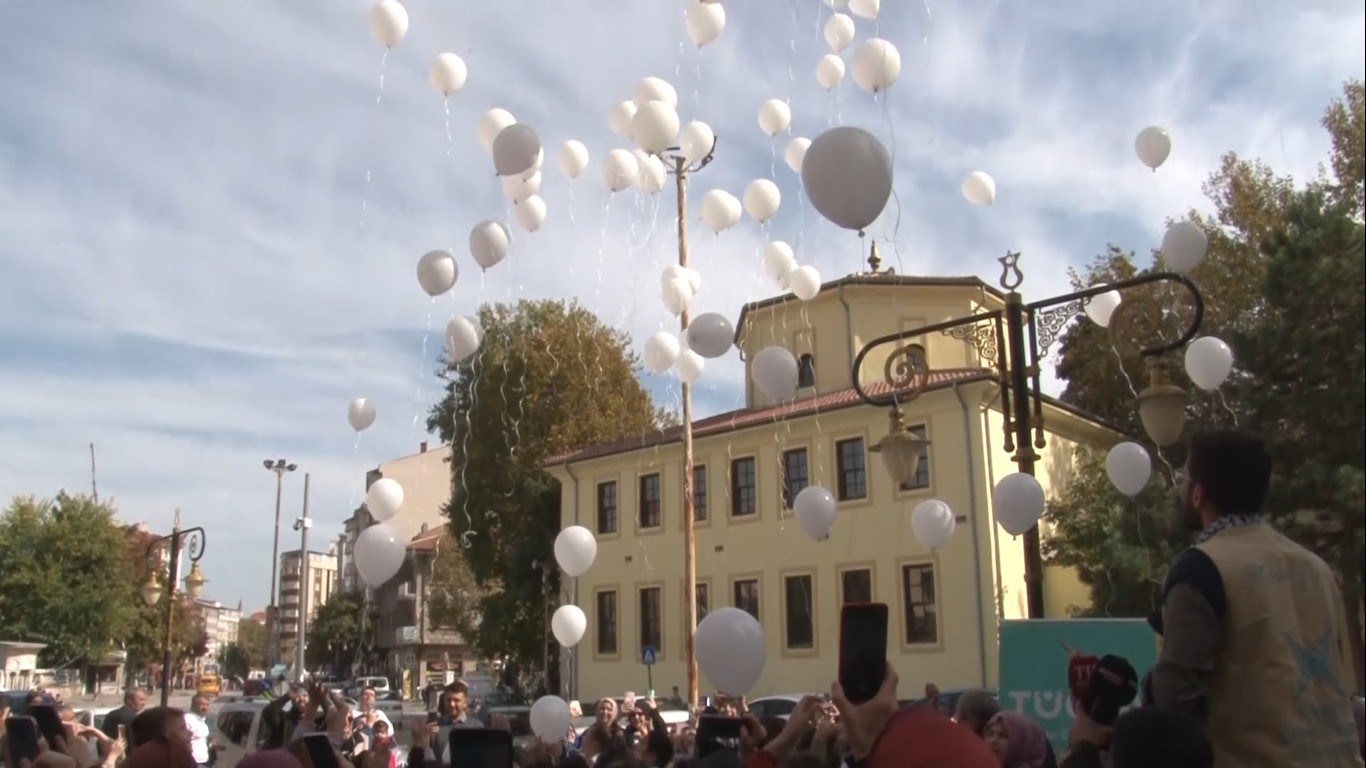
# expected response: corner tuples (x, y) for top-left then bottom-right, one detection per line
(186, 713), (211, 764)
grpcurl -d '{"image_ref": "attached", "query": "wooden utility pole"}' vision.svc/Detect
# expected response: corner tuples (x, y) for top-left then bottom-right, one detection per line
(89, 443), (99, 504)
(674, 155), (699, 710)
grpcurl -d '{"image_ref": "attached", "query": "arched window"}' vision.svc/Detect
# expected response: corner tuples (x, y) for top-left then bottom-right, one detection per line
(904, 344), (928, 373)
(797, 353), (816, 388)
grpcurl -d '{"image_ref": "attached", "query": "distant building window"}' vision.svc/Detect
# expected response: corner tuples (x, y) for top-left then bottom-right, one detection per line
(797, 354), (816, 388)
(695, 582), (710, 621)
(733, 578), (761, 620)
(596, 590), (618, 655)
(904, 344), (929, 372)
(731, 457), (757, 517)
(841, 568), (873, 604)
(901, 563), (938, 645)
(692, 465), (708, 522)
(781, 448), (809, 509)
(639, 587), (662, 656)
(597, 482), (618, 534)
(639, 473), (662, 529)
(784, 574), (815, 650)
(836, 438), (868, 501)
(897, 426), (932, 492)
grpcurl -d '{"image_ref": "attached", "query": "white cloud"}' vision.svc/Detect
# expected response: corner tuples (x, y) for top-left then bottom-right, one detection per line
(0, 0), (1360, 609)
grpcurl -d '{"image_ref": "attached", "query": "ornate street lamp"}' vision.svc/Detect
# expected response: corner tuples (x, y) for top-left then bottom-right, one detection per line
(143, 509), (208, 706)
(263, 458), (298, 666)
(851, 252), (1204, 618)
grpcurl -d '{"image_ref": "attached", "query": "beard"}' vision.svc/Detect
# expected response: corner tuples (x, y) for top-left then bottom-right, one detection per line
(1179, 489), (1203, 531)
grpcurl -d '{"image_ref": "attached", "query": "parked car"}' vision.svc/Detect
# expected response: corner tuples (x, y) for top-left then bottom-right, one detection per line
(747, 694), (809, 720)
(212, 701), (274, 768)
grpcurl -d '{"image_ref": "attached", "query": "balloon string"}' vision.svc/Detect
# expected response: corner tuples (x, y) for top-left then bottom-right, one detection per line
(1214, 388), (1240, 425)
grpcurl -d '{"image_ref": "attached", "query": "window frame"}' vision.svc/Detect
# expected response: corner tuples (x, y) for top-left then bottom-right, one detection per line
(796, 353), (816, 389)
(680, 578), (711, 649)
(730, 574), (762, 621)
(593, 587), (620, 660)
(895, 424), (933, 495)
(834, 435), (870, 503)
(729, 455), (759, 518)
(837, 563), (876, 605)
(637, 583), (664, 661)
(780, 446), (811, 510)
(596, 480), (619, 536)
(898, 558), (941, 649)
(637, 472), (663, 530)
(780, 570), (817, 654)
(691, 463), (709, 525)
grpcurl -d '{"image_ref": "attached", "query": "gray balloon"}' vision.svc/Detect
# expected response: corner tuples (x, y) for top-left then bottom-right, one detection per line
(492, 123), (542, 177)
(686, 312), (735, 359)
(800, 126), (893, 232)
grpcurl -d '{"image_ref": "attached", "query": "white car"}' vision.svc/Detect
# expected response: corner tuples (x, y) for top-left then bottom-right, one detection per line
(746, 694), (811, 721)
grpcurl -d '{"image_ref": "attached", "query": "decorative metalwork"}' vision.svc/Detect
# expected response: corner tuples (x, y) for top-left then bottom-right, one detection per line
(850, 308), (1004, 408)
(998, 251), (1024, 291)
(664, 135), (718, 177)
(883, 344), (931, 404)
(1030, 300), (1085, 360)
(1107, 294), (1167, 358)
(943, 321), (1000, 364)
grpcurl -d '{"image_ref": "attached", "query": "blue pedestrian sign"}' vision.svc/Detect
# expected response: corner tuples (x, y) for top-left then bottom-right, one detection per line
(641, 645), (656, 666)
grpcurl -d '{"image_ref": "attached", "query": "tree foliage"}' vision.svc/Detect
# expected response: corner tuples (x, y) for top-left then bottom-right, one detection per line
(121, 524), (202, 673)
(306, 590), (366, 672)
(424, 535), (482, 640)
(427, 299), (661, 673)
(1045, 81), (1365, 686)
(235, 617), (268, 668)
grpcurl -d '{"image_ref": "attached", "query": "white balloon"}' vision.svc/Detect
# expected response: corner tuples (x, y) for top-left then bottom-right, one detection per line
(501, 170), (541, 203)
(602, 149), (640, 193)
(802, 126), (893, 232)
(644, 332), (681, 373)
(823, 13), (855, 53)
(427, 53), (467, 97)
(444, 315), (482, 363)
(752, 346), (799, 401)
(679, 121), (716, 166)
(633, 76), (679, 109)
(851, 38), (901, 93)
(514, 194), (547, 233)
(477, 109), (516, 155)
(743, 179), (781, 223)
(554, 525), (598, 577)
(347, 398), (376, 432)
(529, 696), (571, 741)
(762, 241), (797, 284)
(685, 267), (702, 293)
(992, 472), (1045, 537)
(469, 220), (511, 271)
(492, 124), (541, 177)
(696, 608), (766, 695)
(785, 137), (810, 174)
(699, 189), (741, 233)
(793, 485), (838, 541)
(823, 0), (850, 7)
(789, 265), (822, 301)
(1084, 287), (1122, 327)
(660, 277), (693, 317)
(1161, 220), (1208, 273)
(662, 264), (702, 294)
(911, 499), (956, 550)
(354, 524), (405, 587)
(637, 152), (667, 193)
(849, 0), (880, 19)
(608, 100), (637, 140)
(675, 349), (705, 383)
(1105, 442), (1152, 497)
(757, 99), (792, 137)
(369, 0), (408, 48)
(557, 140), (589, 180)
(551, 605), (587, 647)
(1135, 125), (1172, 171)
(685, 1), (726, 47)
(632, 101), (680, 156)
(416, 250), (457, 297)
(687, 312), (735, 359)
(961, 171), (996, 206)
(1184, 336), (1233, 391)
(365, 478), (404, 522)
(815, 54), (846, 90)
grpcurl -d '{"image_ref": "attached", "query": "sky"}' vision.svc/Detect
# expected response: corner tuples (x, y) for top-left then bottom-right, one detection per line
(0, 0), (1361, 612)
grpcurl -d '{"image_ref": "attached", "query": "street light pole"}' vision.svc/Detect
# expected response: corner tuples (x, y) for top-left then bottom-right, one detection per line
(141, 509), (208, 707)
(665, 137), (717, 711)
(292, 472), (312, 681)
(264, 458), (297, 666)
(850, 252), (1204, 618)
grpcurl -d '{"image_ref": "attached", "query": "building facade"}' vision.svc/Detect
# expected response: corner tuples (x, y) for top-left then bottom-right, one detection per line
(278, 547), (339, 662)
(546, 273), (1110, 699)
(192, 598), (242, 667)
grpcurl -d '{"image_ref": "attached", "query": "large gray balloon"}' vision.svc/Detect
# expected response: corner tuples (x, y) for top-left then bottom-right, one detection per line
(492, 124), (542, 177)
(800, 126), (893, 232)
(687, 312), (735, 359)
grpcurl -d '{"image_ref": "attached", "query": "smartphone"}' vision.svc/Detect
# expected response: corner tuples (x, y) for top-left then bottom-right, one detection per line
(447, 728), (513, 768)
(695, 715), (743, 757)
(300, 733), (342, 768)
(5, 716), (42, 764)
(838, 602), (889, 705)
(28, 704), (64, 746)
(426, 711), (440, 724)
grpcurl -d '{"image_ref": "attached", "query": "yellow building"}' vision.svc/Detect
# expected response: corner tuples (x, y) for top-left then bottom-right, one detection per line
(545, 271), (1119, 700)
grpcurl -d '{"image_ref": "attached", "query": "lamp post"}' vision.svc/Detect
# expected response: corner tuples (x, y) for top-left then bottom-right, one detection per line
(263, 458), (297, 666)
(850, 252), (1204, 619)
(141, 508), (208, 707)
(665, 136), (718, 711)
(290, 472), (312, 681)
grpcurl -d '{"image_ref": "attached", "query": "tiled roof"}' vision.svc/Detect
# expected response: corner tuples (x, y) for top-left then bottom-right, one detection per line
(407, 528), (446, 552)
(543, 367), (994, 467)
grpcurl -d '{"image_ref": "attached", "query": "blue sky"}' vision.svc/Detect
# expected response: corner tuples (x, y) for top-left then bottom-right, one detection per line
(0, 0), (1360, 611)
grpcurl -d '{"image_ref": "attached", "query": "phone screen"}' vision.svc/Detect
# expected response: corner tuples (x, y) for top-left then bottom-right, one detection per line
(447, 728), (513, 768)
(301, 733), (342, 768)
(838, 602), (889, 705)
(5, 716), (42, 764)
(28, 704), (64, 745)
(426, 711), (440, 724)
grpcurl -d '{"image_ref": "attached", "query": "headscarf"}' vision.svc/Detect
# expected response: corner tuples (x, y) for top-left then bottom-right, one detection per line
(867, 707), (997, 768)
(987, 711), (1050, 768)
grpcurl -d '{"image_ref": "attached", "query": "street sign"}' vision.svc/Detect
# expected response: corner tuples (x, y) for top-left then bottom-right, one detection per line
(403, 652), (416, 667)
(641, 645), (656, 666)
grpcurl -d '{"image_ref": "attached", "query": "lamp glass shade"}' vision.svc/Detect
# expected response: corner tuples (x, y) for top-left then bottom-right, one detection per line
(1139, 385), (1187, 447)
(141, 577), (162, 606)
(871, 430), (926, 487)
(184, 562), (207, 599)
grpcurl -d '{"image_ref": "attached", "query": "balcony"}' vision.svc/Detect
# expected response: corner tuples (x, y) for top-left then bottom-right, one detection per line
(393, 626), (419, 647)
(397, 582), (416, 601)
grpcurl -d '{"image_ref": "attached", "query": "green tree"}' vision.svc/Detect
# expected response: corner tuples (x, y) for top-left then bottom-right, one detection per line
(235, 617), (268, 668)
(218, 643), (252, 680)
(427, 299), (661, 676)
(120, 524), (200, 674)
(424, 534), (482, 640)
(0, 494), (140, 665)
(306, 591), (366, 672)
